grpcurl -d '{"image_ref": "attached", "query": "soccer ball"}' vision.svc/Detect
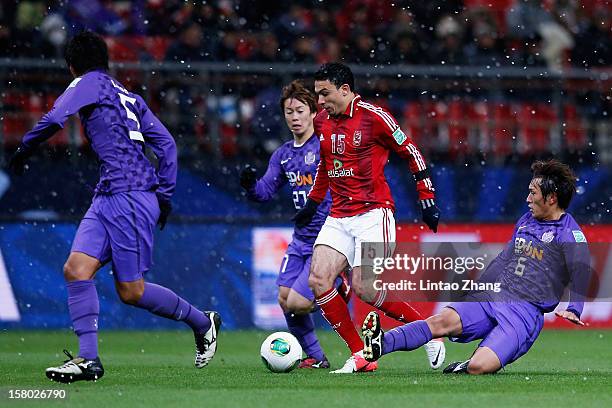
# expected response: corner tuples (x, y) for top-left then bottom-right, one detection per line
(260, 332), (302, 373)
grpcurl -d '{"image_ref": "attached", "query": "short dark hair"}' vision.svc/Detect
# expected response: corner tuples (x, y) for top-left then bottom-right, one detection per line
(314, 62), (355, 91)
(531, 159), (576, 210)
(279, 80), (317, 114)
(64, 31), (109, 76)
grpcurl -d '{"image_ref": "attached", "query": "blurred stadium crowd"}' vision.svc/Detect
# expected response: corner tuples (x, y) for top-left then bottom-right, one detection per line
(1, 0), (610, 68)
(0, 1), (610, 222)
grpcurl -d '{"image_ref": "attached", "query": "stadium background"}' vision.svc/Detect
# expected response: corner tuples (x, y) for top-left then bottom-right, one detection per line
(0, 0), (610, 331)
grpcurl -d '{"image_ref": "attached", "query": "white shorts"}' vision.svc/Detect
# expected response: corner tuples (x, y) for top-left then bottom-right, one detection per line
(314, 207), (396, 267)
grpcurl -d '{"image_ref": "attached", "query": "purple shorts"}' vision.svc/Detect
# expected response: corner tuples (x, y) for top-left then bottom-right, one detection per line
(276, 237), (315, 301)
(446, 301), (544, 367)
(71, 191), (160, 282)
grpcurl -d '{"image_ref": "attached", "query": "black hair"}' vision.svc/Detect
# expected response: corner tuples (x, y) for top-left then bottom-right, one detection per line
(279, 80), (317, 114)
(314, 62), (355, 91)
(64, 31), (109, 76)
(531, 159), (576, 210)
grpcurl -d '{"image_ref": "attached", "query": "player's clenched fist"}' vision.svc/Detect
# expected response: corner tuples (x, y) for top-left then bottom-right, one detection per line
(239, 166), (258, 189)
(292, 199), (319, 228)
(8, 145), (34, 175)
(156, 194), (172, 230)
(420, 199), (440, 233)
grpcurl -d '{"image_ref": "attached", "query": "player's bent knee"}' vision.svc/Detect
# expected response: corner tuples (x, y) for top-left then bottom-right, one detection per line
(308, 271), (334, 296)
(63, 260), (91, 282)
(63, 252), (100, 281)
(467, 359), (495, 375)
(426, 310), (459, 338)
(118, 290), (142, 305)
(468, 348), (501, 375)
(352, 278), (375, 302)
(117, 285), (144, 305)
(277, 293), (288, 311)
(286, 297), (314, 315)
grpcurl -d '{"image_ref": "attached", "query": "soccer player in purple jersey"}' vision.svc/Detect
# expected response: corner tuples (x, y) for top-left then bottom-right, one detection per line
(7, 32), (221, 383)
(361, 159), (590, 374)
(240, 80), (345, 368)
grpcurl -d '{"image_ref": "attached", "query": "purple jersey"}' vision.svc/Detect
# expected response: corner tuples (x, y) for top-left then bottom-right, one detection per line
(21, 69), (177, 201)
(479, 211), (589, 316)
(246, 134), (331, 243)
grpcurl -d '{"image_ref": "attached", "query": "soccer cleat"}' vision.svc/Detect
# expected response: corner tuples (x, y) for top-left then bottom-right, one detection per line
(45, 350), (104, 383)
(338, 268), (352, 303)
(443, 360), (470, 374)
(194, 311), (222, 368)
(298, 357), (330, 369)
(361, 311), (384, 362)
(424, 339), (446, 369)
(330, 351), (377, 374)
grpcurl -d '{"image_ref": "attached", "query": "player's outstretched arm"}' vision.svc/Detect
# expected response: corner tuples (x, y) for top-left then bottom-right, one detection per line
(240, 150), (286, 203)
(138, 101), (177, 230)
(9, 77), (97, 175)
(140, 105), (178, 202)
(559, 234), (591, 326)
(555, 310), (587, 326)
(374, 109), (440, 232)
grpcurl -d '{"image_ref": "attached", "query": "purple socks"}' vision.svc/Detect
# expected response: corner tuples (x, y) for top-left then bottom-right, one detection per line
(67, 280), (99, 360)
(383, 320), (433, 355)
(135, 283), (211, 334)
(284, 312), (325, 361)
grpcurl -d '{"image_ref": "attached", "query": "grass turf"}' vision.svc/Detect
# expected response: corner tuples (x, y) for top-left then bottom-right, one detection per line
(0, 329), (610, 407)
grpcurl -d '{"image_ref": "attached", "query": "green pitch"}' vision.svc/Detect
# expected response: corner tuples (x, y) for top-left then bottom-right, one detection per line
(1, 329), (610, 407)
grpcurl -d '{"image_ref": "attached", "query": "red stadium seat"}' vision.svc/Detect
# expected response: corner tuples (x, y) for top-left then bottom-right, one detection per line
(517, 103), (556, 155)
(447, 100), (470, 157)
(563, 104), (587, 152)
(402, 101), (425, 148)
(220, 123), (238, 157)
(143, 36), (171, 61)
(492, 102), (516, 157)
(470, 101), (490, 153)
(44, 95), (68, 147)
(105, 36), (140, 62)
(2, 92), (31, 147)
(431, 101), (448, 155)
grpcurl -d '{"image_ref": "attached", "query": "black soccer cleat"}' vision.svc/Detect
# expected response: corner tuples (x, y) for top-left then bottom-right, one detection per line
(194, 311), (222, 368)
(361, 311), (384, 362)
(443, 360), (470, 374)
(45, 350), (104, 383)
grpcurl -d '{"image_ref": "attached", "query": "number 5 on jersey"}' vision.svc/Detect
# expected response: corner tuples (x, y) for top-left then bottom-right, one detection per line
(118, 93), (143, 143)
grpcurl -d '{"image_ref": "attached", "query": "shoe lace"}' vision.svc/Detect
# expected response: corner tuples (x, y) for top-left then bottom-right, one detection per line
(424, 342), (440, 358)
(56, 349), (78, 369)
(341, 355), (356, 369)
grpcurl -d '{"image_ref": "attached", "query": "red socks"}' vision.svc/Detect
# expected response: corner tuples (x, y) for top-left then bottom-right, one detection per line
(370, 289), (422, 324)
(315, 288), (363, 354)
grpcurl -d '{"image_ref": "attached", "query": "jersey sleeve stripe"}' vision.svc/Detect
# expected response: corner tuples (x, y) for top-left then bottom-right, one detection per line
(308, 158), (325, 196)
(406, 143), (426, 171)
(357, 101), (398, 131)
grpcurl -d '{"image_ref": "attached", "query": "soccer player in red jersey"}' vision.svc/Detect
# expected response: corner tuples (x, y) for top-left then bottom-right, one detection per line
(293, 63), (444, 373)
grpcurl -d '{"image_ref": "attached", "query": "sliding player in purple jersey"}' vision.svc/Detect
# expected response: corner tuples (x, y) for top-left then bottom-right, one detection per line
(361, 159), (590, 374)
(7, 32), (221, 383)
(240, 80), (347, 368)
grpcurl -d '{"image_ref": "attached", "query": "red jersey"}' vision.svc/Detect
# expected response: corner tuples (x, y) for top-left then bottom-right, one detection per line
(309, 95), (434, 218)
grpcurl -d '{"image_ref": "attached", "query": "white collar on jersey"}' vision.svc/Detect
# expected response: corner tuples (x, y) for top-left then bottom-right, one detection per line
(328, 94), (361, 119)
